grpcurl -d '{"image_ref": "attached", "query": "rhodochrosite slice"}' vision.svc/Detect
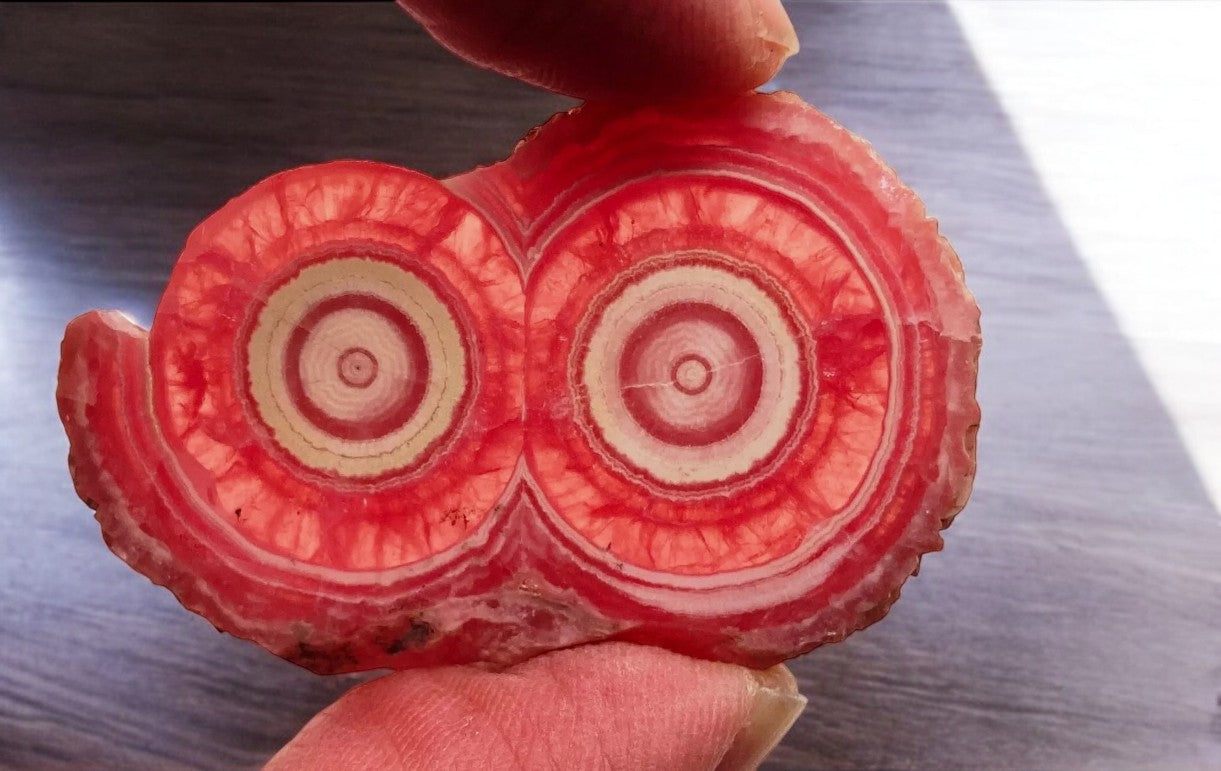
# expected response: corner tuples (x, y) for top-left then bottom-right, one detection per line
(59, 164), (531, 672)
(454, 92), (980, 659)
(58, 92), (980, 674)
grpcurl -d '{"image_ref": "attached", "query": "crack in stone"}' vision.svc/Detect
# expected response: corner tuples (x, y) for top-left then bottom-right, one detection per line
(618, 354), (763, 391)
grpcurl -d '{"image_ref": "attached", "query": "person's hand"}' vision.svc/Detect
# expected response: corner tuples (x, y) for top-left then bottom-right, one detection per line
(268, 643), (805, 770)
(270, 3), (805, 768)
(397, 0), (799, 100)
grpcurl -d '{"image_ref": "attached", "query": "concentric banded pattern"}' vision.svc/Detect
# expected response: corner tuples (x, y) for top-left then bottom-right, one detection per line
(526, 174), (892, 575)
(147, 162), (525, 572)
(573, 252), (809, 491)
(58, 95), (979, 673)
(243, 255), (472, 479)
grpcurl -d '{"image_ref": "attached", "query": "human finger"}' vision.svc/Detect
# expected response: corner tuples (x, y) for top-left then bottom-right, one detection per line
(266, 642), (806, 770)
(397, 0), (799, 100)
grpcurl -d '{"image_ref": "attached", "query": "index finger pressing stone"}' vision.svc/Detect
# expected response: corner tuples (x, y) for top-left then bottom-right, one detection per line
(396, 0), (799, 101)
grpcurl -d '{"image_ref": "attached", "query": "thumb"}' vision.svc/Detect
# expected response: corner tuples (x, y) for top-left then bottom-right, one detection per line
(266, 642), (806, 770)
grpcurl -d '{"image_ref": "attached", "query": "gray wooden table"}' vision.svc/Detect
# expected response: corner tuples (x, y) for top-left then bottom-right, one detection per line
(2, 3), (1218, 769)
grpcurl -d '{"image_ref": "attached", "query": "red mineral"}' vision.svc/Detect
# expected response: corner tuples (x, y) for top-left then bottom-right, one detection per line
(57, 92), (980, 674)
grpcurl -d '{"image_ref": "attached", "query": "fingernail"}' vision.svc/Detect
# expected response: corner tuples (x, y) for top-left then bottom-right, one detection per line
(751, 0), (800, 57)
(717, 665), (807, 771)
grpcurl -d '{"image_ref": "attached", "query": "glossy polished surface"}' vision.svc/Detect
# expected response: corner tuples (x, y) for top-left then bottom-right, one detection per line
(2, 3), (1218, 768)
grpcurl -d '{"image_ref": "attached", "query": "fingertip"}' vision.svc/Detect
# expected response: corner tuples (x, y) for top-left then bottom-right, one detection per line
(267, 644), (806, 770)
(719, 664), (807, 771)
(751, 0), (800, 60)
(397, 0), (800, 100)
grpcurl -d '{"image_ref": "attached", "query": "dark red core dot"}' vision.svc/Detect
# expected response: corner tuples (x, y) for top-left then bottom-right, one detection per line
(337, 347), (378, 389)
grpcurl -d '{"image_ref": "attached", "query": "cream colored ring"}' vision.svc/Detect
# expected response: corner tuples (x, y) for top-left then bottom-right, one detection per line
(246, 257), (469, 478)
(575, 257), (807, 488)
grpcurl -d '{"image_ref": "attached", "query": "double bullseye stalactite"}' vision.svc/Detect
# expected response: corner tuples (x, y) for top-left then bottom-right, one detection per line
(58, 93), (981, 673)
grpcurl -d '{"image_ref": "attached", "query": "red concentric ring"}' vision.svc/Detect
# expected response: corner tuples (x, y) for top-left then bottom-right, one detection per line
(148, 161), (525, 572)
(337, 347), (378, 389)
(525, 173), (894, 575)
(285, 293), (430, 442)
(617, 302), (764, 446)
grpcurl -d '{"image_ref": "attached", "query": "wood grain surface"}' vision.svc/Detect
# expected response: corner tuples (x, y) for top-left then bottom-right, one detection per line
(1, 3), (1218, 769)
